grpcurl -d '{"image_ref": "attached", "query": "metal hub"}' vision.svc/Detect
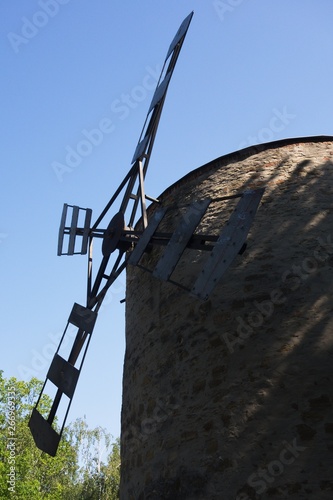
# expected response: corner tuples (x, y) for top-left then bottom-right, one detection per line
(102, 212), (126, 256)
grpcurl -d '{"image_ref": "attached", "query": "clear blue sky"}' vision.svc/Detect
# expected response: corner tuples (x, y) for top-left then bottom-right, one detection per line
(1, 1), (333, 444)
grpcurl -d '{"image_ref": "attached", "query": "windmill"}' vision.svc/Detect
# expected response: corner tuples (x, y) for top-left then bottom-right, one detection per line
(29, 11), (264, 457)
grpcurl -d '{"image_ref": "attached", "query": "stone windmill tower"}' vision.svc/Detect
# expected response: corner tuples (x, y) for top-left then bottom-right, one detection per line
(26, 11), (333, 500)
(121, 136), (333, 499)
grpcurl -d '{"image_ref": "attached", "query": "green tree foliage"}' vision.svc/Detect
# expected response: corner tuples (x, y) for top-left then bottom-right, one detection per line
(67, 419), (120, 499)
(0, 371), (120, 499)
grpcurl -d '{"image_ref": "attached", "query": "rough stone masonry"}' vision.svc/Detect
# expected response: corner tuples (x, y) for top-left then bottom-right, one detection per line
(121, 136), (333, 499)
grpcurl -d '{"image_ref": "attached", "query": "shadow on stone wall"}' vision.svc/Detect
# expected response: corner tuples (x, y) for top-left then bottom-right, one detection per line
(204, 151), (333, 499)
(121, 141), (333, 500)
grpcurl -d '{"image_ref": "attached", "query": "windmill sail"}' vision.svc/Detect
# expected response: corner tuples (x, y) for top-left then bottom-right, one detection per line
(191, 188), (265, 299)
(127, 189), (265, 298)
(91, 11), (194, 233)
(29, 12), (194, 457)
(57, 204), (92, 256)
(29, 304), (97, 456)
(152, 199), (211, 281)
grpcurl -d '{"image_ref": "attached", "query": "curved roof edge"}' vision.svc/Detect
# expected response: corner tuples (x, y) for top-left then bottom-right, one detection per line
(157, 135), (333, 201)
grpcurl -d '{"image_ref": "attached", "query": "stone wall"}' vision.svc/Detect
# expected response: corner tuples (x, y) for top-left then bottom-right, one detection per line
(120, 137), (333, 499)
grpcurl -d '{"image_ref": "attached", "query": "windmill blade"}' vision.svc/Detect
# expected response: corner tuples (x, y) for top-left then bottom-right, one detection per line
(131, 11), (194, 166)
(91, 12), (194, 234)
(58, 204), (92, 256)
(191, 188), (265, 300)
(152, 199), (211, 281)
(29, 304), (97, 456)
(127, 11), (193, 228)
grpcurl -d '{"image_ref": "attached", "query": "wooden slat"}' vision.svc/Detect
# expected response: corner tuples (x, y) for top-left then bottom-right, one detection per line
(81, 208), (92, 255)
(132, 136), (149, 164)
(57, 204), (68, 256)
(191, 189), (264, 300)
(153, 198), (211, 281)
(68, 206), (79, 255)
(29, 408), (60, 457)
(127, 207), (167, 266)
(68, 303), (97, 333)
(47, 354), (79, 400)
(166, 11), (194, 59)
(148, 73), (172, 113)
